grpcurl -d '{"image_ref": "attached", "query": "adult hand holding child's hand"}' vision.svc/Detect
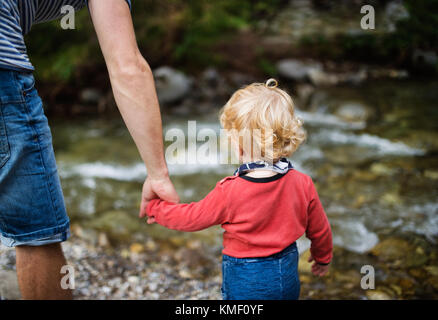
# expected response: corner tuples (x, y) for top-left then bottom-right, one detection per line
(139, 175), (179, 222)
(308, 255), (330, 277)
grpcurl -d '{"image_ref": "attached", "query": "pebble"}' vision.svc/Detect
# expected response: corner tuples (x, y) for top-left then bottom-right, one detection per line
(0, 270), (20, 300)
(425, 266), (438, 276)
(148, 283), (158, 292)
(179, 269), (192, 279)
(128, 276), (140, 285)
(129, 243), (144, 254)
(366, 290), (393, 300)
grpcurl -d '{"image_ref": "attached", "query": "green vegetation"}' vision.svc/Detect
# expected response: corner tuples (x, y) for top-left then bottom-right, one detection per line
(399, 0), (438, 50)
(26, 0), (437, 83)
(27, 0), (285, 82)
(26, 10), (94, 81)
(300, 0), (438, 70)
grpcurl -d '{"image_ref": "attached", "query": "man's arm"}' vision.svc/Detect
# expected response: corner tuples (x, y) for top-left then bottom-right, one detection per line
(88, 0), (179, 213)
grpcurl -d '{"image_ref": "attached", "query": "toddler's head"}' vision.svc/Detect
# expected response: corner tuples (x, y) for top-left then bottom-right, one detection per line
(220, 79), (306, 164)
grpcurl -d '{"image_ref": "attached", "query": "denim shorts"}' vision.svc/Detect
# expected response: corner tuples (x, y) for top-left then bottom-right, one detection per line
(0, 69), (70, 247)
(221, 242), (300, 300)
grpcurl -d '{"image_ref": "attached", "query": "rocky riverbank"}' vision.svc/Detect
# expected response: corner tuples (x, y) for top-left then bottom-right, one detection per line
(1, 227), (437, 300)
(0, 229), (222, 300)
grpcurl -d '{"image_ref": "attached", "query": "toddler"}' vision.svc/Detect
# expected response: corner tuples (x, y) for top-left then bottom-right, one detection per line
(143, 79), (333, 300)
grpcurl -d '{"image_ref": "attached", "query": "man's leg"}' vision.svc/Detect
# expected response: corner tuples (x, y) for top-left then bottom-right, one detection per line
(0, 70), (72, 300)
(16, 243), (72, 300)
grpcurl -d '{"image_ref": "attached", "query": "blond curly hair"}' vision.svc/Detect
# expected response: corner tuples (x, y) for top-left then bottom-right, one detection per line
(220, 79), (306, 163)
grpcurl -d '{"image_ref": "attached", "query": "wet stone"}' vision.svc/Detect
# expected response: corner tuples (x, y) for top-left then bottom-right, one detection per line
(370, 237), (429, 268)
(0, 270), (20, 300)
(366, 290), (393, 300)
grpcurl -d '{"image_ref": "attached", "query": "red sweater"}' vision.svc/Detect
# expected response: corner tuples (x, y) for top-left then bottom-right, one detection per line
(146, 170), (333, 264)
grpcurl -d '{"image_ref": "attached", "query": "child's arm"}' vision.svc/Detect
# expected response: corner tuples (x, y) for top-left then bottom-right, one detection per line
(306, 178), (333, 268)
(146, 182), (229, 232)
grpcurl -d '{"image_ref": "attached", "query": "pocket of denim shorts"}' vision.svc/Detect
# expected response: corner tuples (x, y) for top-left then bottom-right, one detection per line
(0, 106), (11, 168)
(17, 72), (35, 95)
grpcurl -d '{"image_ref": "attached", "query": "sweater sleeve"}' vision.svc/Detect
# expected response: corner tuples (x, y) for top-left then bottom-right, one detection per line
(306, 178), (333, 265)
(146, 182), (229, 232)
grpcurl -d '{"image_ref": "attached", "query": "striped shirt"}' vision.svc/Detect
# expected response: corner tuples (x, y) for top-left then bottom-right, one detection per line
(0, 0), (131, 71)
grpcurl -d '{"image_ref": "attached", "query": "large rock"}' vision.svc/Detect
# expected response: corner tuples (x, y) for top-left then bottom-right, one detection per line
(342, 69), (368, 85)
(294, 84), (315, 107)
(276, 59), (323, 82)
(201, 67), (221, 87)
(277, 59), (368, 86)
(335, 102), (371, 122)
(153, 66), (192, 104)
(384, 0), (410, 32)
(0, 270), (21, 300)
(412, 49), (438, 68)
(309, 69), (368, 87)
(370, 237), (429, 268)
(199, 67), (230, 102)
(80, 88), (102, 105)
(308, 69), (339, 86)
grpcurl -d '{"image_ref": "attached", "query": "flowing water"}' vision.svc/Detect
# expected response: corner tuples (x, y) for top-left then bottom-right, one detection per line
(51, 79), (438, 256)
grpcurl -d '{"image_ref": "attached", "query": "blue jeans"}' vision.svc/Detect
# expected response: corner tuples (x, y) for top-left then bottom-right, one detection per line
(0, 69), (70, 246)
(221, 242), (300, 300)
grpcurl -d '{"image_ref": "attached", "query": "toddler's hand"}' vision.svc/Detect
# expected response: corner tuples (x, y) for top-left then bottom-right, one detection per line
(147, 216), (156, 224)
(308, 255), (329, 277)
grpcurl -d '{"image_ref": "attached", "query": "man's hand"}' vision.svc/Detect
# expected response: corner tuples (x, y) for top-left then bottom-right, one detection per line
(308, 255), (330, 277)
(139, 175), (179, 220)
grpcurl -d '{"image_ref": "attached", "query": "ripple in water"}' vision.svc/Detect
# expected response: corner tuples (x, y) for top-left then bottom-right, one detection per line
(313, 129), (425, 156)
